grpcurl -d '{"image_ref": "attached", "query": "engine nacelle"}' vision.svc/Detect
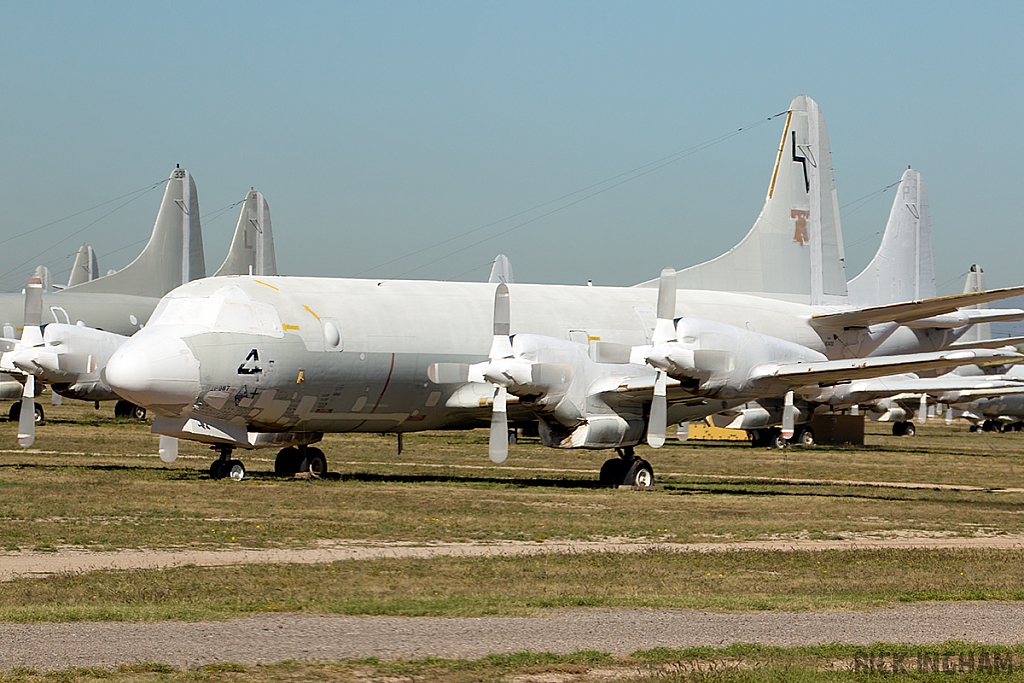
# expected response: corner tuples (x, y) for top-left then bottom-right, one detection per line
(646, 318), (825, 400)
(538, 413), (645, 449)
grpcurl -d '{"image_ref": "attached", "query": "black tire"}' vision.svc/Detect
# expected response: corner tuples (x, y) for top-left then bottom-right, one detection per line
(599, 458), (628, 487)
(624, 458), (654, 488)
(35, 403), (43, 424)
(507, 430), (518, 445)
(130, 404), (147, 420)
(769, 431), (788, 449)
(903, 422), (916, 437)
(209, 460), (227, 480)
(114, 400), (133, 419)
(275, 447), (301, 476)
(892, 421), (905, 436)
(8, 401), (18, 422)
(302, 447), (328, 478)
(969, 424), (980, 433)
(749, 429), (766, 447)
(795, 427), (814, 447)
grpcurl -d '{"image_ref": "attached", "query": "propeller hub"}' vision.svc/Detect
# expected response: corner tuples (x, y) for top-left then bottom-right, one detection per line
(105, 328), (201, 417)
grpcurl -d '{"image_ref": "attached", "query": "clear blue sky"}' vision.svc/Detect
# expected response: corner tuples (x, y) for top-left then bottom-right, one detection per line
(1, 2), (1021, 293)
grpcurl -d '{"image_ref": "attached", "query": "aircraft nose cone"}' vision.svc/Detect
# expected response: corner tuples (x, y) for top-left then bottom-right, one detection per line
(105, 329), (200, 416)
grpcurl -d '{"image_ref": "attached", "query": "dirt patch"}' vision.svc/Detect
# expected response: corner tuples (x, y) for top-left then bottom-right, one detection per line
(5, 533), (1024, 581)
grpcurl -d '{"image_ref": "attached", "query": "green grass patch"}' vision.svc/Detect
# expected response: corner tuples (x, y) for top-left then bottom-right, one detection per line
(4, 548), (1024, 622)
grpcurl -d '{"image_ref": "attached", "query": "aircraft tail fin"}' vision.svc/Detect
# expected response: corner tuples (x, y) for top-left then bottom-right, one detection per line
(487, 254), (514, 284)
(68, 166), (205, 297)
(66, 245), (99, 288)
(639, 95), (847, 304)
(959, 265), (991, 343)
(847, 168), (936, 306)
(212, 190), (277, 277)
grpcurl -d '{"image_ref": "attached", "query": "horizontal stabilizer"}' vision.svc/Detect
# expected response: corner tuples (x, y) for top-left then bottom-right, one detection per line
(751, 348), (1023, 389)
(811, 286), (1024, 329)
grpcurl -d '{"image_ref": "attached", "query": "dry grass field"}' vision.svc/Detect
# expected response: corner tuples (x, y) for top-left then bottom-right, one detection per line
(5, 400), (1024, 676)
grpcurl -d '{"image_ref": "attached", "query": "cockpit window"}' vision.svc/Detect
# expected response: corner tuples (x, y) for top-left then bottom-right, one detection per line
(150, 285), (283, 336)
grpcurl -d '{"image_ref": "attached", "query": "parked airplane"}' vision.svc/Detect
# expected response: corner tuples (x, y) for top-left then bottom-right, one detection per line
(98, 97), (1024, 484)
(708, 166), (1024, 445)
(0, 184), (277, 446)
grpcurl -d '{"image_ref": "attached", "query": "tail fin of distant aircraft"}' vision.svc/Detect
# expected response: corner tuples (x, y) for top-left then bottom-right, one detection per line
(67, 166), (205, 297)
(66, 245), (99, 288)
(637, 94), (847, 305)
(487, 254), (514, 284)
(959, 265), (992, 343)
(847, 168), (936, 306)
(212, 190), (277, 277)
(32, 265), (53, 293)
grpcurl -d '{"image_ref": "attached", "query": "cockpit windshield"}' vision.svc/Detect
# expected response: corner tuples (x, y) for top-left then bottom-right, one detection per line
(149, 285), (284, 336)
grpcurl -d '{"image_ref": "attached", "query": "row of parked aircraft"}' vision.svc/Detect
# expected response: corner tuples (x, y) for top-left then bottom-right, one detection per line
(5, 95), (1024, 486)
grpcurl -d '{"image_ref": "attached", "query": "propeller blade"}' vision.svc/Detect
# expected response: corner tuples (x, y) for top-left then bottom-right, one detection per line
(648, 371), (667, 448)
(781, 390), (796, 439)
(18, 375), (35, 448)
(51, 390), (61, 407)
(652, 268), (677, 344)
(918, 395), (928, 425)
(945, 406), (954, 425)
(488, 386), (508, 463)
(159, 435), (179, 463)
(493, 283), (510, 337)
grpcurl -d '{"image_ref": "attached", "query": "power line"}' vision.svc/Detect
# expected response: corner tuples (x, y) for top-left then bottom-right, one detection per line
(357, 109), (788, 280)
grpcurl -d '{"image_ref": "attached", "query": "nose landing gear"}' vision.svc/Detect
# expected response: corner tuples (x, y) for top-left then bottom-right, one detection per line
(209, 445), (245, 481)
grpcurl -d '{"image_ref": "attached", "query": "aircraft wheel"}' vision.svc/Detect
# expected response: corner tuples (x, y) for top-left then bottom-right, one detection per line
(302, 448), (328, 478)
(8, 402), (18, 422)
(902, 422), (916, 437)
(892, 422), (905, 436)
(983, 420), (999, 432)
(227, 460), (246, 481)
(507, 429), (518, 445)
(969, 424), (980, 433)
(130, 404), (147, 420)
(599, 457), (628, 487)
(769, 429), (788, 449)
(748, 429), (765, 447)
(275, 447), (302, 475)
(795, 427), (814, 447)
(624, 458), (654, 488)
(209, 460), (227, 480)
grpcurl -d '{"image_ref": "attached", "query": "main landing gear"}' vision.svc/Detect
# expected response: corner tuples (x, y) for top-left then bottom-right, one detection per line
(209, 445), (246, 481)
(274, 444), (328, 477)
(599, 446), (654, 488)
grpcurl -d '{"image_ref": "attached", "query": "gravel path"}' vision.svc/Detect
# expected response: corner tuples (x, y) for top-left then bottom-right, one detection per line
(4, 535), (1024, 582)
(4, 603), (1024, 669)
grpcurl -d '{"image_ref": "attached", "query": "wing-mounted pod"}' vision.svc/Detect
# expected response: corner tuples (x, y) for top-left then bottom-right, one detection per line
(213, 189), (277, 277)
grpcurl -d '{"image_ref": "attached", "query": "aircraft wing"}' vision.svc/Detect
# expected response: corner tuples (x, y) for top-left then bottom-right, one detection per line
(938, 386), (1024, 401)
(751, 348), (1023, 389)
(948, 335), (1024, 350)
(837, 374), (1024, 403)
(809, 286), (1024, 329)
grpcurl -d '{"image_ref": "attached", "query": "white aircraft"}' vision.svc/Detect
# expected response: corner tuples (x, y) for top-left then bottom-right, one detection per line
(0, 184), (277, 446)
(710, 167), (1024, 444)
(101, 95), (1024, 484)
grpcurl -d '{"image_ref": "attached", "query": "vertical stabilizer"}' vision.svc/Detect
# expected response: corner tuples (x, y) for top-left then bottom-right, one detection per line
(66, 245), (99, 287)
(487, 254), (515, 284)
(847, 168), (936, 306)
(960, 265), (991, 343)
(32, 266), (53, 293)
(67, 167), (205, 297)
(640, 95), (847, 304)
(212, 190), (277, 277)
